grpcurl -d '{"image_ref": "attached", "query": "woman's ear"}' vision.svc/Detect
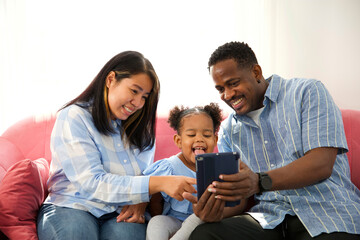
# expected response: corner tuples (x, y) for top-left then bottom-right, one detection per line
(173, 134), (182, 149)
(106, 71), (116, 88)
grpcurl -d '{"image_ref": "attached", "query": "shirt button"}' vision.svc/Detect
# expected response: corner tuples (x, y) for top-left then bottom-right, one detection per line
(264, 140), (268, 144)
(117, 143), (121, 147)
(295, 208), (299, 212)
(124, 159), (127, 163)
(271, 164), (275, 168)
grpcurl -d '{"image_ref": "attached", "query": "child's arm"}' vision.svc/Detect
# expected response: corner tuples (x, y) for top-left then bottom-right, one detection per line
(148, 192), (164, 217)
(223, 198), (248, 218)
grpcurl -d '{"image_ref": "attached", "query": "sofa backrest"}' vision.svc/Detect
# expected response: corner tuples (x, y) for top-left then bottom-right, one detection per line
(341, 109), (360, 188)
(0, 114), (56, 181)
(0, 114), (180, 181)
(1, 109), (360, 190)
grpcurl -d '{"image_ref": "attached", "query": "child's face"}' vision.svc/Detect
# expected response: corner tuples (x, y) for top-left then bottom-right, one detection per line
(174, 113), (218, 171)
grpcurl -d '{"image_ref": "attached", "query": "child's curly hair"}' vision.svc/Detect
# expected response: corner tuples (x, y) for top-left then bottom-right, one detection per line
(167, 102), (223, 134)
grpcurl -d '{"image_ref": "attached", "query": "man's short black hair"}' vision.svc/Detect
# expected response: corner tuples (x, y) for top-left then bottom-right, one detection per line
(208, 41), (258, 70)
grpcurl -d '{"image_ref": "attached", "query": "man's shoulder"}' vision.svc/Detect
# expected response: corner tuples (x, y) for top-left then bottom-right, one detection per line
(220, 113), (243, 134)
(277, 75), (322, 88)
(271, 75), (326, 99)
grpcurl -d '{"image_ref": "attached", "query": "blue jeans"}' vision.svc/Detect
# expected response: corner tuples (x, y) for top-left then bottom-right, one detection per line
(37, 204), (146, 240)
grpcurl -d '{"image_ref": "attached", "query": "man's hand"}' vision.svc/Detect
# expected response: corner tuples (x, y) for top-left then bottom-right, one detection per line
(208, 161), (259, 202)
(183, 185), (225, 222)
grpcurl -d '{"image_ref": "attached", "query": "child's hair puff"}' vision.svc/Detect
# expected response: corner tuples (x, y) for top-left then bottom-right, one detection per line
(167, 102), (223, 134)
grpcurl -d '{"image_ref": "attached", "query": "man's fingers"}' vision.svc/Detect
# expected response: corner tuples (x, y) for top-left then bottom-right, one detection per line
(239, 160), (248, 169)
(197, 185), (213, 208)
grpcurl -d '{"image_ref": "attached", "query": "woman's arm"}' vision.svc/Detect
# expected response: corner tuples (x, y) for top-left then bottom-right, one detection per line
(149, 175), (196, 201)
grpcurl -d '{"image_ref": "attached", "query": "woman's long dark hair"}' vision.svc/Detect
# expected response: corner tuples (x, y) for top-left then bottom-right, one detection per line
(62, 51), (160, 151)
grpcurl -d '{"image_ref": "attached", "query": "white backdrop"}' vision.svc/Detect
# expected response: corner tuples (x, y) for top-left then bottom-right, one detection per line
(1, 0), (360, 134)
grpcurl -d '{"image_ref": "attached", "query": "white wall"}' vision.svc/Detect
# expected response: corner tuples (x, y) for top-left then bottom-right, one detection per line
(1, 0), (359, 134)
(264, 0), (360, 110)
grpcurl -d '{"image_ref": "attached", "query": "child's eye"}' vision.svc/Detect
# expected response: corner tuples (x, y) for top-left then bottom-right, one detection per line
(187, 134), (196, 137)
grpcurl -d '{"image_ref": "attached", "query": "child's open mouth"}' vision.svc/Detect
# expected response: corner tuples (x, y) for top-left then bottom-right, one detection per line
(193, 147), (206, 155)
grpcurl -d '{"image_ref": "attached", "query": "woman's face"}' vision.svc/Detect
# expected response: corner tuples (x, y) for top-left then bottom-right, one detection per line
(175, 113), (218, 171)
(106, 72), (153, 120)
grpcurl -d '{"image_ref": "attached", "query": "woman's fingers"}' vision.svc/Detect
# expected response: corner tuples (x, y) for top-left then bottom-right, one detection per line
(183, 191), (197, 204)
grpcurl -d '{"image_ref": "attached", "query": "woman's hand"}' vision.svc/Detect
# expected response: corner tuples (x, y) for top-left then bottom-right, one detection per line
(149, 176), (196, 201)
(116, 202), (148, 223)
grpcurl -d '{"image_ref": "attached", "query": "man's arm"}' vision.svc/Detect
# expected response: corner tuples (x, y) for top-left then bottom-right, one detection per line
(266, 147), (337, 190)
(209, 147), (338, 202)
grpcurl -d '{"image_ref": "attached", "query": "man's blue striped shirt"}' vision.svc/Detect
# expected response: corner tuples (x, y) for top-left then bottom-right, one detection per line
(218, 75), (360, 237)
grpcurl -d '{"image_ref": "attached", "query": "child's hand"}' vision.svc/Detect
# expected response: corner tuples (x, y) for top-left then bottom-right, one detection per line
(159, 176), (196, 201)
(116, 202), (147, 223)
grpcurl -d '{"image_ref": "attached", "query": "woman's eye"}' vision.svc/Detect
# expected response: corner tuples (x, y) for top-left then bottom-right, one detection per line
(131, 89), (138, 94)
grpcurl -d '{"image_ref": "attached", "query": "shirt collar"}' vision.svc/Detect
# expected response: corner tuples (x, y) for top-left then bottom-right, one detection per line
(264, 74), (282, 104)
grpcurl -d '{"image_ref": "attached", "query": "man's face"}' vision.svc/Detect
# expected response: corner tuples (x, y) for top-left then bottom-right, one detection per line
(210, 59), (265, 116)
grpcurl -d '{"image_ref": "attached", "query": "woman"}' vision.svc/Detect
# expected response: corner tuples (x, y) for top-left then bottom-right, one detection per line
(37, 51), (196, 240)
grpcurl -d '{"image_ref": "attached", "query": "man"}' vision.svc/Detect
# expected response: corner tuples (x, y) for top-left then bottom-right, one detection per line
(184, 42), (360, 239)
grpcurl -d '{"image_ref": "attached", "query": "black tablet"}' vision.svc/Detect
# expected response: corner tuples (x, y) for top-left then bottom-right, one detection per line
(196, 152), (240, 207)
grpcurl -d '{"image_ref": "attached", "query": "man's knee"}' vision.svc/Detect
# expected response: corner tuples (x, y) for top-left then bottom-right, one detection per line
(189, 223), (216, 240)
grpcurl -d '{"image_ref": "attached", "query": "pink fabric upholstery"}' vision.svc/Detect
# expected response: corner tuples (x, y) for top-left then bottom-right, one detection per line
(341, 109), (360, 188)
(0, 158), (49, 240)
(0, 114), (180, 182)
(154, 117), (178, 161)
(0, 109), (359, 239)
(0, 110), (359, 186)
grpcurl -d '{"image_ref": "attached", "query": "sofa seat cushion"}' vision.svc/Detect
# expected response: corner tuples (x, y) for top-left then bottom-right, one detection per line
(0, 158), (49, 240)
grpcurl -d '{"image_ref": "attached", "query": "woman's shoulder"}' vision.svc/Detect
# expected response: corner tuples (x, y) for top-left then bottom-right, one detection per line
(57, 103), (92, 122)
(53, 103), (96, 135)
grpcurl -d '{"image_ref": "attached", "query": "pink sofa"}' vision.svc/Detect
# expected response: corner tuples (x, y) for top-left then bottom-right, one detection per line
(0, 109), (360, 239)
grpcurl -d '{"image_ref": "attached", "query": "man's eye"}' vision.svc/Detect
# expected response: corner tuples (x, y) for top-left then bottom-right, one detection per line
(229, 80), (240, 87)
(131, 89), (138, 94)
(217, 88), (224, 93)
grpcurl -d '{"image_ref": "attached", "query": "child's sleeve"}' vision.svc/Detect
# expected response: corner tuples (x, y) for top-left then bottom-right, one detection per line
(143, 159), (173, 202)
